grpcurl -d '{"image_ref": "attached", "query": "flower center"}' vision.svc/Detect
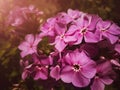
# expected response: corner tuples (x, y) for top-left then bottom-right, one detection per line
(101, 29), (107, 32)
(60, 34), (65, 39)
(80, 28), (87, 34)
(73, 64), (81, 72)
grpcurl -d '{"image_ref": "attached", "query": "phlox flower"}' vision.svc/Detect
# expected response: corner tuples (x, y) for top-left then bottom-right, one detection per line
(91, 61), (114, 90)
(96, 20), (120, 44)
(8, 5), (43, 27)
(67, 14), (100, 44)
(18, 34), (41, 58)
(60, 50), (96, 87)
(40, 17), (56, 37)
(21, 54), (50, 80)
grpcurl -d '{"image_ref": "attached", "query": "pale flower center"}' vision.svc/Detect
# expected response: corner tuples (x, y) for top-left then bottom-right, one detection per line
(60, 34), (65, 39)
(73, 64), (81, 72)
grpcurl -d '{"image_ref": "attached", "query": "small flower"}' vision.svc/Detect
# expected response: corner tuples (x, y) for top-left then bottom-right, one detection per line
(18, 34), (41, 58)
(7, 5), (43, 34)
(66, 14), (100, 44)
(61, 50), (96, 87)
(91, 61), (114, 90)
(40, 17), (56, 37)
(67, 9), (81, 20)
(52, 22), (76, 52)
(21, 54), (50, 80)
(96, 20), (120, 44)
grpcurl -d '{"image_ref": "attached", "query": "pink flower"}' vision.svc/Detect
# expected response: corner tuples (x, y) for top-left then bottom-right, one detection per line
(40, 17), (56, 37)
(53, 22), (76, 52)
(18, 34), (41, 58)
(21, 54), (50, 80)
(91, 61), (114, 90)
(61, 50), (96, 87)
(8, 5), (43, 27)
(66, 14), (100, 44)
(57, 9), (82, 24)
(67, 9), (81, 20)
(96, 20), (120, 44)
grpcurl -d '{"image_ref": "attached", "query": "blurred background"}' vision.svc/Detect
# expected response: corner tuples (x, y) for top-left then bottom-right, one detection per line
(0, 0), (120, 90)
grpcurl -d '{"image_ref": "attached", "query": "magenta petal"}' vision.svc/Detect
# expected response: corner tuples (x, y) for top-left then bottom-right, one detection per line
(103, 32), (118, 44)
(64, 35), (77, 43)
(55, 37), (67, 52)
(97, 20), (111, 30)
(74, 33), (83, 44)
(77, 51), (89, 65)
(22, 70), (29, 80)
(81, 60), (96, 78)
(50, 65), (60, 80)
(109, 35), (119, 44)
(100, 76), (113, 85)
(84, 32), (99, 43)
(67, 9), (81, 19)
(91, 78), (105, 90)
(61, 66), (73, 83)
(72, 72), (90, 87)
(97, 61), (113, 76)
(108, 23), (120, 35)
(34, 68), (48, 80)
(64, 53), (73, 65)
(67, 25), (78, 35)
(18, 42), (29, 50)
(55, 23), (66, 35)
(20, 51), (30, 58)
(25, 34), (34, 43)
(33, 35), (41, 46)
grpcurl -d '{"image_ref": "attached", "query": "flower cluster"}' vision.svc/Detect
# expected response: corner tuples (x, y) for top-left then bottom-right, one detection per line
(18, 9), (120, 90)
(7, 5), (43, 35)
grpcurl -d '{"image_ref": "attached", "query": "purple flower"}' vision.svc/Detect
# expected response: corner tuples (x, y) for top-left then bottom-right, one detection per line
(96, 20), (120, 44)
(40, 17), (56, 37)
(91, 61), (114, 90)
(21, 54), (50, 80)
(8, 5), (43, 27)
(67, 9), (81, 20)
(56, 9), (82, 24)
(18, 34), (41, 58)
(66, 14), (100, 44)
(52, 22), (76, 52)
(60, 50), (96, 87)
(7, 5), (43, 35)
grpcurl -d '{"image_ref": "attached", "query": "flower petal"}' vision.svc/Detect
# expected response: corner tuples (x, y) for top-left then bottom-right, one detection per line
(61, 66), (73, 83)
(84, 32), (100, 43)
(34, 68), (48, 80)
(55, 37), (67, 52)
(25, 34), (34, 44)
(91, 78), (105, 90)
(72, 72), (90, 87)
(100, 76), (113, 85)
(81, 60), (96, 78)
